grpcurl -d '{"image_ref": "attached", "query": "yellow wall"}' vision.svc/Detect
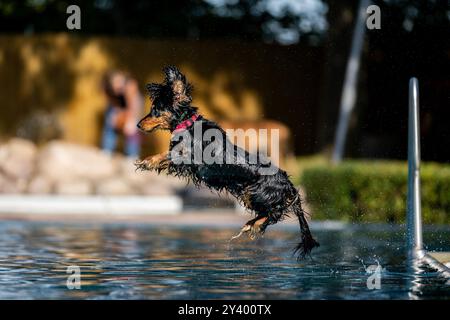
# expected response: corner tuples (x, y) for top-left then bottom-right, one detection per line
(0, 34), (323, 154)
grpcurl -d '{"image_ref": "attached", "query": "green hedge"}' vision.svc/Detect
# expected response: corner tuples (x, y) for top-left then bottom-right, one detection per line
(300, 160), (450, 224)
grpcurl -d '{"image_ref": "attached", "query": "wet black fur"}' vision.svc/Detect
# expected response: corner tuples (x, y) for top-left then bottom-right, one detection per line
(139, 66), (319, 259)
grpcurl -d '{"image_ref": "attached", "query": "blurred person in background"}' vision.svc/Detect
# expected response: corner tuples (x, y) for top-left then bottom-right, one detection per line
(101, 70), (143, 158)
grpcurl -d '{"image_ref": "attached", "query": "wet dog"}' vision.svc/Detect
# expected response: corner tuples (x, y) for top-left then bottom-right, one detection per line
(135, 66), (319, 259)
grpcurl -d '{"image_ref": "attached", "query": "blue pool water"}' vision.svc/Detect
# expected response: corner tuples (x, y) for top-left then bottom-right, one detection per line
(0, 220), (449, 299)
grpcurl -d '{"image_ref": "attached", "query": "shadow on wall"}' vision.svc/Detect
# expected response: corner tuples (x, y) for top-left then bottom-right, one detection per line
(0, 34), (323, 155)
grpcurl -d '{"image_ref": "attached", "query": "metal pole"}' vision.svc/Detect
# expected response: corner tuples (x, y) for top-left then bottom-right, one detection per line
(332, 0), (370, 164)
(407, 77), (423, 253)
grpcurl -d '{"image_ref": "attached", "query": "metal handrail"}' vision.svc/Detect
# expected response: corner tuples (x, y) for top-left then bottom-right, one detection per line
(406, 77), (423, 255)
(406, 78), (450, 275)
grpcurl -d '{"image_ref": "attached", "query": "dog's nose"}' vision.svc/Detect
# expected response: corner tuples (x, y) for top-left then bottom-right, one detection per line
(137, 121), (143, 130)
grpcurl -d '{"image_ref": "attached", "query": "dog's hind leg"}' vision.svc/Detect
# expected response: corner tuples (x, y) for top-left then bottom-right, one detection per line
(230, 215), (268, 241)
(229, 225), (251, 241)
(247, 215), (269, 239)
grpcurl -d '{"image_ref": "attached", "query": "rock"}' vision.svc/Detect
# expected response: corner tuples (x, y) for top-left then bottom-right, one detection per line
(27, 175), (53, 194)
(0, 174), (28, 194)
(55, 179), (92, 195)
(0, 138), (37, 180)
(95, 178), (134, 196)
(143, 170), (187, 190)
(119, 157), (186, 190)
(37, 141), (118, 182)
(119, 157), (151, 186)
(139, 183), (175, 196)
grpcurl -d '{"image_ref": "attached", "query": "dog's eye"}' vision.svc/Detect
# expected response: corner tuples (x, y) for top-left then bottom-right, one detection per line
(150, 108), (160, 117)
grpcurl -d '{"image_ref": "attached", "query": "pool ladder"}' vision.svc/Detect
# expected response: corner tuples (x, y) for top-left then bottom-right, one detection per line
(407, 77), (450, 275)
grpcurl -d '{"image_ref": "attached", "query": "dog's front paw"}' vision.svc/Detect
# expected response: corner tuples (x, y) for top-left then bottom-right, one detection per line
(134, 159), (151, 171)
(135, 153), (170, 172)
(158, 157), (170, 170)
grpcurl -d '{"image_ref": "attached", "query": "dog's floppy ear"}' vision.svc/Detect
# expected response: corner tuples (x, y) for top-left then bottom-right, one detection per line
(146, 83), (163, 101)
(163, 66), (193, 106)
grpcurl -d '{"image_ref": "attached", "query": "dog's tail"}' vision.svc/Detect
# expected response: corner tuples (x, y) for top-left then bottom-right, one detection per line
(292, 195), (319, 259)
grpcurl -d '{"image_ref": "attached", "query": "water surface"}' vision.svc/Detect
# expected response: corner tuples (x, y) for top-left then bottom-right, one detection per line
(0, 220), (449, 299)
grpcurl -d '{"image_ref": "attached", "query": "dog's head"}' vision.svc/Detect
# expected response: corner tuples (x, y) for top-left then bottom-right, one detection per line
(138, 66), (196, 133)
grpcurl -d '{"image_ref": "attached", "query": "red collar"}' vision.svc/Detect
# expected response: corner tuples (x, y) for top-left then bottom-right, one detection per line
(173, 114), (200, 133)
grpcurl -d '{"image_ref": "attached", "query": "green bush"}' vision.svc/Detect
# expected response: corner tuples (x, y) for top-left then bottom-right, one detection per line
(300, 160), (450, 224)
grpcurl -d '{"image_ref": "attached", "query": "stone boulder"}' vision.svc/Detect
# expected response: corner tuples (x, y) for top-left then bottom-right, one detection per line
(27, 174), (53, 194)
(0, 174), (28, 194)
(119, 157), (185, 191)
(0, 138), (37, 180)
(139, 183), (175, 196)
(119, 157), (152, 187)
(38, 141), (118, 183)
(95, 178), (134, 196)
(55, 179), (92, 195)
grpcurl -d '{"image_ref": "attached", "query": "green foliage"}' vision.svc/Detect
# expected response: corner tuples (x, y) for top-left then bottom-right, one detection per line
(300, 160), (450, 224)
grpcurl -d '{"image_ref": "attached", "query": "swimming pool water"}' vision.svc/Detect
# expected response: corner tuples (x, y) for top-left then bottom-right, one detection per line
(0, 221), (448, 299)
